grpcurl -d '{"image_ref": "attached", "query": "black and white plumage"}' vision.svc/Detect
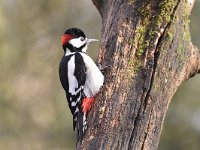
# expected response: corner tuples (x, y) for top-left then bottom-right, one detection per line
(59, 28), (104, 142)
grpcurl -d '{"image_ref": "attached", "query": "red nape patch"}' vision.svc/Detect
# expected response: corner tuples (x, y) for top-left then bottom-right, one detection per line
(82, 97), (95, 113)
(61, 34), (73, 45)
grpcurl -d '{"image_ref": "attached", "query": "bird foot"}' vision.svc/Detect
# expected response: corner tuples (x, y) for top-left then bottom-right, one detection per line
(96, 63), (111, 73)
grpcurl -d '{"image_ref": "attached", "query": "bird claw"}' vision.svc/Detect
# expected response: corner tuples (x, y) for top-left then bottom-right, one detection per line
(100, 65), (111, 71)
(96, 63), (111, 72)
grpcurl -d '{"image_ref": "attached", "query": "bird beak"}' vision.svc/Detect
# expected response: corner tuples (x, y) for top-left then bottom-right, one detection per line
(87, 39), (98, 44)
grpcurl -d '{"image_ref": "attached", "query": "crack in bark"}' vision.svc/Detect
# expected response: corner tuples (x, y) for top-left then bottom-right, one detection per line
(140, 1), (181, 148)
(144, 0), (181, 108)
(127, 1), (181, 149)
(141, 107), (153, 150)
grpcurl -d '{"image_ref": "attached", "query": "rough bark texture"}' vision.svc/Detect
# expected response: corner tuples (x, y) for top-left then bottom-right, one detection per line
(77, 0), (200, 149)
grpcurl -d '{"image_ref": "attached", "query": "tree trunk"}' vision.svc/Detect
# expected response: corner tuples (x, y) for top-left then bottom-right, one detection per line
(77, 0), (200, 149)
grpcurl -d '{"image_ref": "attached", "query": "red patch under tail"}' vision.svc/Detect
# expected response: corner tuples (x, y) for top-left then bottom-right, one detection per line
(81, 97), (95, 113)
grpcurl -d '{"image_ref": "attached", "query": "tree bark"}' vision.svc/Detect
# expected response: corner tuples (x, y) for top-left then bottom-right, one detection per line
(77, 0), (200, 149)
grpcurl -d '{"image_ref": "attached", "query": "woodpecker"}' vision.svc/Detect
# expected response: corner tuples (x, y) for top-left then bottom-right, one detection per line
(59, 28), (104, 142)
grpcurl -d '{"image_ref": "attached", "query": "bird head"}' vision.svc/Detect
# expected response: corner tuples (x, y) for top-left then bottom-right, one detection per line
(61, 28), (98, 53)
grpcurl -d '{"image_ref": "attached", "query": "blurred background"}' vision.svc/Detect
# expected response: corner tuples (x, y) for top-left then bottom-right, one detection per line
(0, 0), (199, 150)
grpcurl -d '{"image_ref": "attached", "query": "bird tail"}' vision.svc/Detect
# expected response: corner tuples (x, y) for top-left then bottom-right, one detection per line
(76, 97), (94, 143)
(76, 108), (86, 144)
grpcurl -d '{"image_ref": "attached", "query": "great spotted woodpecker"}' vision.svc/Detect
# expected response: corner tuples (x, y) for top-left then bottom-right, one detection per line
(59, 28), (104, 142)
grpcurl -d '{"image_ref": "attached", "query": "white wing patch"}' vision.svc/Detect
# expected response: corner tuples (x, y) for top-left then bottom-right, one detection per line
(67, 55), (78, 95)
(81, 53), (104, 97)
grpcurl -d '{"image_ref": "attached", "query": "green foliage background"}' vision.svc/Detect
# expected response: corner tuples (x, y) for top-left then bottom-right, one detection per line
(0, 1), (199, 150)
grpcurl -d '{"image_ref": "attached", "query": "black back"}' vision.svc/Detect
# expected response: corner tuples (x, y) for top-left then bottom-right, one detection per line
(59, 52), (87, 130)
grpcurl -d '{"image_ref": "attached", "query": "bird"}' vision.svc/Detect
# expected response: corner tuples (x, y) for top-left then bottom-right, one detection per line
(59, 28), (104, 142)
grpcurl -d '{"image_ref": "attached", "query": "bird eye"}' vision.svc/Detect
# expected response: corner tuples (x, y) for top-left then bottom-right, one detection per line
(80, 37), (84, 41)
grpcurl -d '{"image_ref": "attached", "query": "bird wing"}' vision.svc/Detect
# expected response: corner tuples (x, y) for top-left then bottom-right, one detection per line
(59, 52), (86, 141)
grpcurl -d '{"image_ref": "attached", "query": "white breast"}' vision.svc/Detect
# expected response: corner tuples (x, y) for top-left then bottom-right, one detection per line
(81, 53), (104, 97)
